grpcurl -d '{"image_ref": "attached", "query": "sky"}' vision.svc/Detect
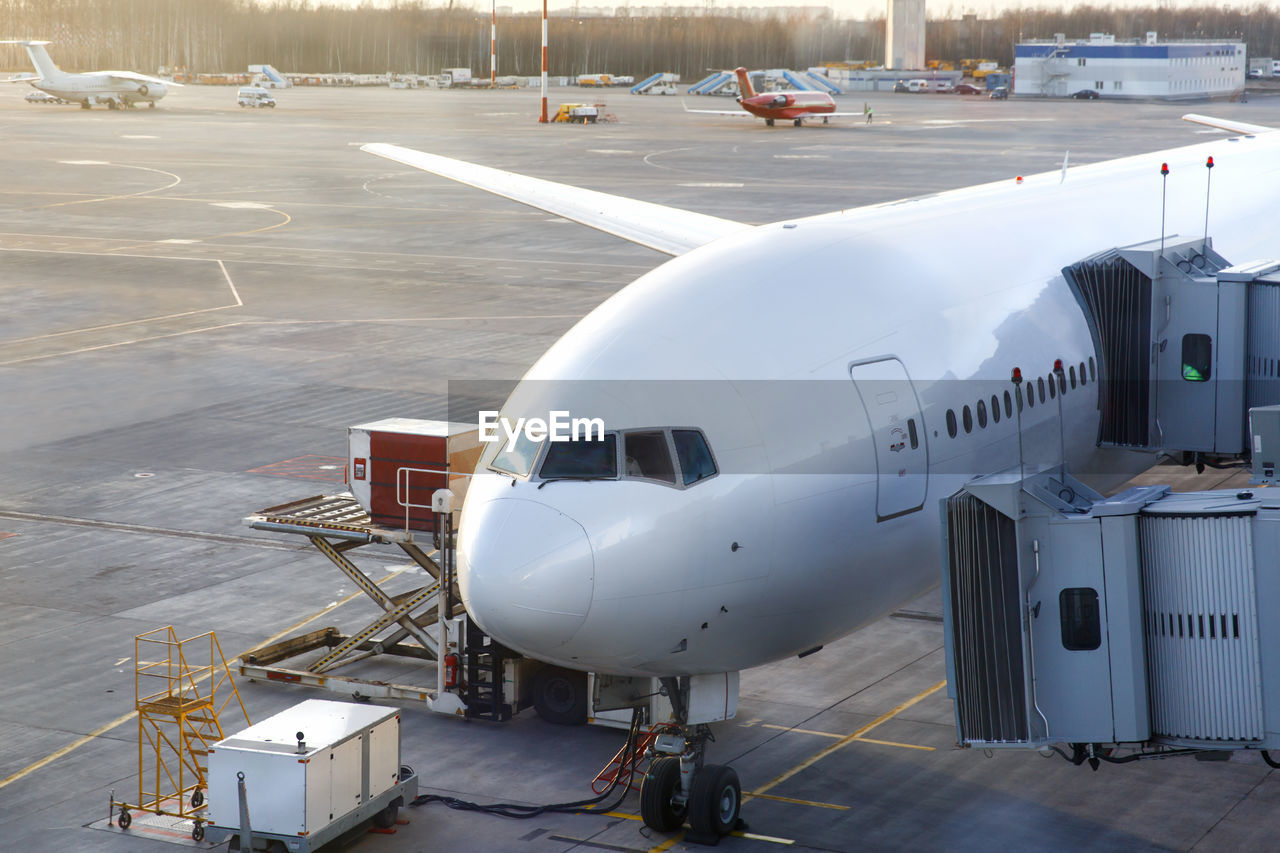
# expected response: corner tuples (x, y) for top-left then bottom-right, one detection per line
(321, 0), (1268, 20)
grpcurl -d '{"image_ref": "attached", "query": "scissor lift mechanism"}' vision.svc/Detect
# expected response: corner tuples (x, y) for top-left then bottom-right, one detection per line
(241, 493), (469, 715)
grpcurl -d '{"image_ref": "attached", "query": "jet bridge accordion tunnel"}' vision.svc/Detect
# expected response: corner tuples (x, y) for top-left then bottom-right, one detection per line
(941, 468), (1280, 767)
(1063, 237), (1280, 462)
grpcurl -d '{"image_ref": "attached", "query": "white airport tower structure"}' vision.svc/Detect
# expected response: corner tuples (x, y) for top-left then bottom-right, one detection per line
(885, 0), (925, 70)
(1014, 32), (1245, 99)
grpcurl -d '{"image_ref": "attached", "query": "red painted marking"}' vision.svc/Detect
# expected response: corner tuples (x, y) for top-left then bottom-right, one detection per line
(247, 455), (346, 483)
(0, 532), (16, 541)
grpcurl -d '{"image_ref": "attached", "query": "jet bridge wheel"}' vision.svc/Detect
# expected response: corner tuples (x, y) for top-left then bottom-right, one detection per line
(765, 118), (774, 126)
(531, 666), (588, 725)
(688, 763), (741, 839)
(640, 756), (687, 832)
(793, 118), (802, 127)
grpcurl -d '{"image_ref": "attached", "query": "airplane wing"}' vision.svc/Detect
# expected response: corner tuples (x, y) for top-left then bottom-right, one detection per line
(683, 107), (754, 117)
(1182, 113), (1273, 135)
(361, 142), (751, 256)
(1, 76), (40, 84)
(104, 70), (184, 87)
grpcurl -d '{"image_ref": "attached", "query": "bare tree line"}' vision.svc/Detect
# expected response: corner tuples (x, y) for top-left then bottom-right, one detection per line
(1, 1), (1278, 78)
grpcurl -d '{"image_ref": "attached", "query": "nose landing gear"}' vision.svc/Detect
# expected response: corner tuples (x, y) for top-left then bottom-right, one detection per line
(638, 676), (745, 844)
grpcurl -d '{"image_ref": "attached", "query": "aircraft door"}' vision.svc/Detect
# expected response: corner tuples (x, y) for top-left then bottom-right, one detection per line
(850, 358), (928, 521)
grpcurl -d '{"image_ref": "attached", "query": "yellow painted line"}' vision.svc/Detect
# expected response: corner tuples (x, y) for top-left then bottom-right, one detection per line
(751, 680), (946, 799)
(852, 736), (935, 752)
(0, 708), (140, 789)
(733, 830), (795, 845)
(0, 568), (412, 791)
(601, 811), (643, 821)
(648, 833), (683, 852)
(761, 723), (842, 738)
(745, 791), (850, 811)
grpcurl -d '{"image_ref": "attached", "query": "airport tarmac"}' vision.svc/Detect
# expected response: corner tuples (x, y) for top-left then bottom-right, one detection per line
(1, 82), (1279, 853)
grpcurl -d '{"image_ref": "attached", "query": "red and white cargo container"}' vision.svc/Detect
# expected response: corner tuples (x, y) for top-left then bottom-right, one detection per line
(347, 418), (482, 531)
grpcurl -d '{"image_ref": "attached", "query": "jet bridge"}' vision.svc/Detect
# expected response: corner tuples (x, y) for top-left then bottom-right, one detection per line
(942, 467), (1280, 763)
(1063, 237), (1280, 463)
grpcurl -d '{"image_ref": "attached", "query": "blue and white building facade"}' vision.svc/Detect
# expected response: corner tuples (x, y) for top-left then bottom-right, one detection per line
(1014, 32), (1245, 99)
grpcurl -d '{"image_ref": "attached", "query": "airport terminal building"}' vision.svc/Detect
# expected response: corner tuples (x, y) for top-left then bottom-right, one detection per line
(1014, 32), (1245, 99)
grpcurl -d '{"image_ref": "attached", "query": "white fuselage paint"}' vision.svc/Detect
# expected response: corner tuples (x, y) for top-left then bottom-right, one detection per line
(458, 131), (1280, 679)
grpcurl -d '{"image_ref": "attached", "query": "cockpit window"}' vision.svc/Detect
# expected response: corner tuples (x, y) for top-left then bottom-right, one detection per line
(624, 431), (676, 483)
(540, 434), (618, 479)
(673, 430), (717, 486)
(488, 431), (541, 477)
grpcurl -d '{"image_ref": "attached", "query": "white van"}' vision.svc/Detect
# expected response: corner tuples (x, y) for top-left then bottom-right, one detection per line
(907, 79), (930, 93)
(237, 86), (276, 108)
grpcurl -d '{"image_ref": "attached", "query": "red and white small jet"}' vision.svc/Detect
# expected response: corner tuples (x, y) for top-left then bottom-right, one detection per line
(684, 67), (861, 127)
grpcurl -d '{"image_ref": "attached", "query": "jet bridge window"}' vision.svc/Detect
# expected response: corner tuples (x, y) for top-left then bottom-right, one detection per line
(540, 434), (618, 480)
(1060, 587), (1102, 651)
(1182, 334), (1212, 382)
(673, 429), (717, 485)
(624, 431), (676, 484)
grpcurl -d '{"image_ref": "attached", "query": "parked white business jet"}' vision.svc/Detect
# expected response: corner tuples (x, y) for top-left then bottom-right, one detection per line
(2, 40), (178, 109)
(363, 113), (1277, 841)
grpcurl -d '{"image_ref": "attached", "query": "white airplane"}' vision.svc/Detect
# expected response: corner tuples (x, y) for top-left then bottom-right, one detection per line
(363, 112), (1278, 841)
(2, 40), (178, 109)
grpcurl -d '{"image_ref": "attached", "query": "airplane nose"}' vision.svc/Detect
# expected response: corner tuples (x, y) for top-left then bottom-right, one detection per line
(459, 498), (595, 652)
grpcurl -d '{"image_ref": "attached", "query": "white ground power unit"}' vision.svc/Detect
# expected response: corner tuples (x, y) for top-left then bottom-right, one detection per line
(204, 699), (417, 852)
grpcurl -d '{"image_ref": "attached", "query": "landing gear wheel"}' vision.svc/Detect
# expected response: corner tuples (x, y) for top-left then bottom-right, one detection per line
(531, 666), (587, 725)
(640, 756), (687, 832)
(689, 764), (741, 839)
(191, 821), (205, 842)
(117, 809), (132, 829)
(372, 802), (399, 828)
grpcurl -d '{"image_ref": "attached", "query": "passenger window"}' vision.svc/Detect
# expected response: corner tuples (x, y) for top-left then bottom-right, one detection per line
(976, 399), (987, 428)
(1183, 334), (1212, 381)
(962, 405), (973, 434)
(1088, 357), (1096, 382)
(1037, 377), (1046, 403)
(1078, 362), (1087, 386)
(1025, 384), (1034, 408)
(1048, 376), (1056, 399)
(1069, 365), (1077, 388)
(624, 431), (676, 483)
(541, 434), (618, 479)
(1015, 387), (1024, 412)
(990, 395), (1001, 424)
(907, 418), (919, 450)
(1003, 391), (1012, 419)
(1058, 372), (1067, 394)
(1060, 587), (1102, 651)
(946, 409), (957, 438)
(673, 430), (717, 486)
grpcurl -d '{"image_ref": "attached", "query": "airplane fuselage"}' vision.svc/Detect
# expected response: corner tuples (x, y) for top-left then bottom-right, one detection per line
(739, 90), (837, 121)
(457, 131), (1280, 680)
(35, 73), (169, 107)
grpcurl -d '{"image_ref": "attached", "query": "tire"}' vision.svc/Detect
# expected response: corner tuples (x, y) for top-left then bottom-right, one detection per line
(793, 119), (801, 127)
(191, 822), (205, 841)
(688, 764), (740, 838)
(117, 809), (131, 829)
(531, 666), (587, 725)
(191, 789), (204, 808)
(765, 118), (774, 126)
(640, 756), (686, 832)
(372, 802), (398, 828)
